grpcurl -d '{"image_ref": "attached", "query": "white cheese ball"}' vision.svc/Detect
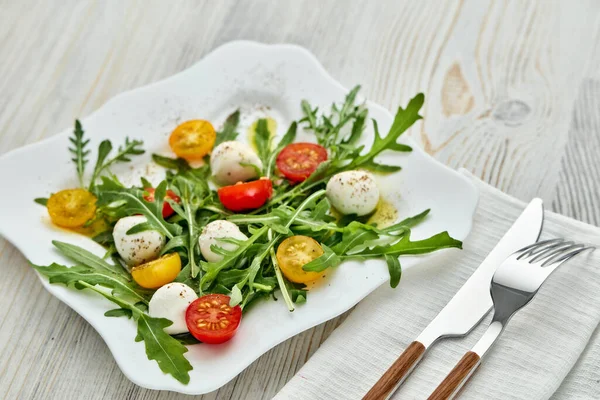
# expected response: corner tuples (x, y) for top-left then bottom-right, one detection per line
(199, 220), (248, 262)
(149, 283), (198, 335)
(210, 141), (263, 185)
(113, 215), (166, 266)
(326, 170), (380, 216)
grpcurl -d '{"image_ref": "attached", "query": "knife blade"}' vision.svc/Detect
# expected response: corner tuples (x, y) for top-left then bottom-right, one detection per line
(416, 197), (543, 346)
(363, 198), (544, 400)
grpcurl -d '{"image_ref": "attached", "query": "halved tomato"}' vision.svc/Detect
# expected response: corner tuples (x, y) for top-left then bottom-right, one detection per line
(276, 143), (328, 183)
(131, 253), (181, 289)
(169, 120), (216, 161)
(47, 188), (97, 228)
(143, 188), (181, 218)
(217, 178), (273, 212)
(186, 294), (242, 344)
(276, 235), (325, 283)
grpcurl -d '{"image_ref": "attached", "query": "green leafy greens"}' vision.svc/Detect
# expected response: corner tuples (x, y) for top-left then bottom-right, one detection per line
(214, 110), (241, 146)
(89, 138), (144, 191)
(69, 120), (90, 187)
(33, 87), (463, 386)
(33, 240), (192, 383)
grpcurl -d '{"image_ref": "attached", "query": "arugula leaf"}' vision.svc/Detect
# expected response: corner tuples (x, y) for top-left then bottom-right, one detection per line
(215, 110), (240, 146)
(283, 190), (326, 229)
(69, 120), (90, 187)
(89, 140), (113, 188)
(302, 244), (341, 272)
(152, 154), (190, 173)
(270, 244), (295, 312)
(381, 209), (430, 233)
(89, 138), (145, 190)
(96, 177), (182, 239)
(85, 282), (191, 384)
(266, 122), (297, 178)
(34, 264), (192, 384)
(301, 86), (362, 148)
(385, 255), (402, 288)
(259, 161), (331, 212)
(140, 176), (153, 189)
(310, 198), (331, 221)
(348, 96), (422, 170)
(135, 313), (192, 384)
(247, 243), (273, 289)
(227, 212), (289, 234)
(105, 308), (133, 318)
(200, 226), (269, 291)
(34, 197), (48, 206)
(174, 263), (197, 290)
(160, 235), (187, 255)
(239, 162), (262, 177)
(253, 119), (272, 167)
(289, 288), (307, 304)
(301, 100), (318, 132)
(52, 240), (127, 277)
(33, 262), (150, 305)
(331, 227), (379, 255)
(342, 107), (368, 146)
(358, 231), (462, 256)
(92, 230), (114, 246)
(125, 222), (158, 235)
(169, 174), (209, 279)
(229, 284), (243, 306)
(361, 160), (402, 174)
(217, 269), (250, 288)
(171, 332), (201, 346)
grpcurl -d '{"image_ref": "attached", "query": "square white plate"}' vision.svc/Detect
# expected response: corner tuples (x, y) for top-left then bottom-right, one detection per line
(0, 41), (478, 394)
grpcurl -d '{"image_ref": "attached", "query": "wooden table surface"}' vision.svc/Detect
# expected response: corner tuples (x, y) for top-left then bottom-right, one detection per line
(1, 1), (600, 399)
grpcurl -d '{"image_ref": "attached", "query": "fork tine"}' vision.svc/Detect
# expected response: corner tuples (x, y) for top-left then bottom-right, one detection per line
(517, 239), (565, 260)
(543, 246), (595, 267)
(539, 244), (586, 266)
(529, 242), (580, 264)
(528, 241), (574, 260)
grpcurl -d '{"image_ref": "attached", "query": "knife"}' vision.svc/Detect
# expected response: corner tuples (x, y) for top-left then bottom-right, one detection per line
(363, 198), (544, 400)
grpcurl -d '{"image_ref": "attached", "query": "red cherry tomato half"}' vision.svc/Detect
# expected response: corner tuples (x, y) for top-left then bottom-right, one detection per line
(276, 142), (328, 183)
(217, 178), (273, 212)
(185, 294), (242, 344)
(143, 188), (181, 218)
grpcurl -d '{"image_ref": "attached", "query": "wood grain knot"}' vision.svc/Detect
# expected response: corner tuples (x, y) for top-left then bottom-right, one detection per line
(441, 63), (475, 117)
(493, 99), (531, 126)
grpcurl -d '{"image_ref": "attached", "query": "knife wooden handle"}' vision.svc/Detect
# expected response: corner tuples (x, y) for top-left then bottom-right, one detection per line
(363, 341), (426, 400)
(428, 351), (481, 400)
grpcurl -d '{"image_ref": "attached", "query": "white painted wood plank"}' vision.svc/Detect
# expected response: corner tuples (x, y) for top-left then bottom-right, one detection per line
(0, 1), (599, 399)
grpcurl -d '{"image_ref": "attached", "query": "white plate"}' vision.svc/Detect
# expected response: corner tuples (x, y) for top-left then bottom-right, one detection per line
(0, 41), (478, 394)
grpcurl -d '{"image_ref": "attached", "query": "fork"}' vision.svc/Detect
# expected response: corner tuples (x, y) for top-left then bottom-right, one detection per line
(428, 239), (594, 400)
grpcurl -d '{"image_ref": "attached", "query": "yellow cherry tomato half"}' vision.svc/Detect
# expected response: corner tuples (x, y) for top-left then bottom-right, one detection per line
(276, 236), (325, 283)
(131, 253), (181, 289)
(169, 120), (216, 161)
(47, 188), (97, 228)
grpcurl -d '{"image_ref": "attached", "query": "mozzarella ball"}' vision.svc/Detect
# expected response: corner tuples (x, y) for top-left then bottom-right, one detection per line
(149, 283), (198, 335)
(113, 215), (166, 266)
(199, 220), (248, 262)
(210, 141), (263, 185)
(326, 170), (380, 216)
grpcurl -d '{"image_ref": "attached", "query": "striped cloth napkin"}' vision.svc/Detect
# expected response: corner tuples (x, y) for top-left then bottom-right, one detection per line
(275, 172), (600, 400)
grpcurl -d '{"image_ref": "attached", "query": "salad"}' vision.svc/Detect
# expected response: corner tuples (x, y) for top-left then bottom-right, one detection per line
(33, 87), (462, 384)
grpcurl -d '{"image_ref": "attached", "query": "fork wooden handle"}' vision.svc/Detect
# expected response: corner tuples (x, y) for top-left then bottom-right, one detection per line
(428, 351), (481, 400)
(363, 341), (426, 400)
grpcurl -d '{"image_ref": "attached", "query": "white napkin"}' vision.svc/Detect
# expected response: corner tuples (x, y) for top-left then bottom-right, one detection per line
(275, 172), (600, 400)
